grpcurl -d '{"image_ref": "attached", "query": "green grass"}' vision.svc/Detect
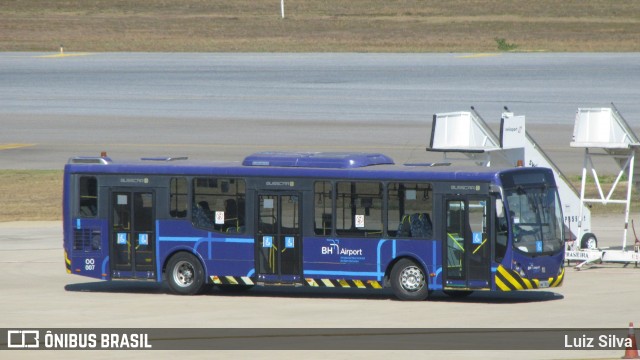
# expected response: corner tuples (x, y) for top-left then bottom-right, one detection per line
(1, 0), (639, 52)
(567, 175), (639, 215)
(495, 38), (518, 51)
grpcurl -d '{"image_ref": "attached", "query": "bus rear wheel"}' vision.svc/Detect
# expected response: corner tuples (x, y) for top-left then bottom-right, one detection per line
(390, 258), (429, 301)
(166, 252), (207, 295)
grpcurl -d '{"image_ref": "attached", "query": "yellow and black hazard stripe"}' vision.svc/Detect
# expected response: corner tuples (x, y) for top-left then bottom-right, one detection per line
(305, 278), (383, 289)
(211, 275), (254, 286)
(549, 269), (564, 288)
(64, 250), (72, 274)
(495, 265), (564, 291)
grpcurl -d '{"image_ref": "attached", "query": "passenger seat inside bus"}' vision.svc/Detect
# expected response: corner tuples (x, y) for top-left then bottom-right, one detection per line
(193, 201), (213, 228)
(397, 213), (433, 238)
(224, 198), (245, 232)
(79, 199), (97, 217)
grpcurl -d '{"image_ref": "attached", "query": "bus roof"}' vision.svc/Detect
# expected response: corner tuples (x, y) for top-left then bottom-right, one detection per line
(65, 152), (552, 183)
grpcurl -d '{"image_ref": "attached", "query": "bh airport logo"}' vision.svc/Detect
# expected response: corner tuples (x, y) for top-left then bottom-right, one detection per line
(321, 239), (363, 257)
(321, 239), (341, 255)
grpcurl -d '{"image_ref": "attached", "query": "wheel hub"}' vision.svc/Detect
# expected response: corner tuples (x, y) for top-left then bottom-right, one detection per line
(400, 266), (424, 292)
(174, 261), (195, 287)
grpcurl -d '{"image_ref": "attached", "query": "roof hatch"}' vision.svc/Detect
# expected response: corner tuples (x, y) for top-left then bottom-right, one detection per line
(242, 152), (394, 169)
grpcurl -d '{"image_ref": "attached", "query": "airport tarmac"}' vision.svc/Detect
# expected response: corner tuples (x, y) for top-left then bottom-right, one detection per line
(1, 52), (639, 174)
(2, 52), (640, 359)
(1, 216), (639, 359)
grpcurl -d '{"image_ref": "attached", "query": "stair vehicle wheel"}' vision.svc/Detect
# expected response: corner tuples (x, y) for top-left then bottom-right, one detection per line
(580, 233), (598, 250)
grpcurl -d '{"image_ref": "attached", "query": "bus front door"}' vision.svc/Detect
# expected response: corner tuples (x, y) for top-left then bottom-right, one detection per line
(110, 190), (156, 279)
(444, 197), (491, 290)
(255, 193), (302, 283)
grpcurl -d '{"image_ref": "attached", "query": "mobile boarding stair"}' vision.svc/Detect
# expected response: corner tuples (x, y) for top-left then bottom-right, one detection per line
(567, 105), (640, 269)
(427, 108), (592, 258)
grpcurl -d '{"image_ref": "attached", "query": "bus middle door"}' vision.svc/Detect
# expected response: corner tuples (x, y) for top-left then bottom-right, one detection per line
(255, 192), (302, 283)
(110, 189), (156, 279)
(443, 196), (491, 290)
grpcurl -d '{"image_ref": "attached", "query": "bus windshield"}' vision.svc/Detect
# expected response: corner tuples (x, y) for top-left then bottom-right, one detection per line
(504, 184), (564, 255)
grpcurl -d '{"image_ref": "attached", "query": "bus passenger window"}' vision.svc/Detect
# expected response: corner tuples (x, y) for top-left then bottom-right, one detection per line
(387, 182), (433, 239)
(192, 177), (246, 233)
(169, 177), (188, 218)
(314, 181), (333, 236)
(78, 176), (98, 217)
(336, 181), (382, 237)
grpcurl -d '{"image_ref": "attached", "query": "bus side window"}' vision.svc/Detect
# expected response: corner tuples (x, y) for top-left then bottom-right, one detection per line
(336, 181), (383, 237)
(495, 199), (507, 262)
(314, 181), (333, 236)
(169, 177), (188, 218)
(192, 177), (246, 233)
(387, 182), (433, 238)
(78, 176), (98, 217)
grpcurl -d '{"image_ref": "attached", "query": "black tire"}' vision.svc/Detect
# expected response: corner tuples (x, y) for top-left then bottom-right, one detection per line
(580, 233), (598, 250)
(166, 252), (207, 295)
(390, 258), (429, 301)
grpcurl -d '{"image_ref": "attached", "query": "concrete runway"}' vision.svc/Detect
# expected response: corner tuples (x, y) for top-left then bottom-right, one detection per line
(1, 52), (639, 173)
(2, 52), (639, 123)
(2, 114), (605, 174)
(1, 220), (640, 359)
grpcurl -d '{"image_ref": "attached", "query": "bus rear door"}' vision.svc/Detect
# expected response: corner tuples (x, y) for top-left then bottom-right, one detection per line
(255, 192), (302, 283)
(110, 189), (156, 279)
(443, 196), (491, 289)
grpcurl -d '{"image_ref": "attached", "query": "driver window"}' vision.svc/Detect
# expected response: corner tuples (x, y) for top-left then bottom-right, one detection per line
(495, 199), (507, 262)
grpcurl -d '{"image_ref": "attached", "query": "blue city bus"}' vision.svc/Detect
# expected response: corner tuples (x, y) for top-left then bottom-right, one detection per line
(63, 151), (565, 300)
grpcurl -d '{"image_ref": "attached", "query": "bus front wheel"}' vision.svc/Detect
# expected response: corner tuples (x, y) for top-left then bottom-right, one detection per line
(166, 252), (207, 295)
(390, 258), (429, 301)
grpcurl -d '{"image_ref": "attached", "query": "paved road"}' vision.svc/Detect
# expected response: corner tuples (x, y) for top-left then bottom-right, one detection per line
(1, 52), (639, 172)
